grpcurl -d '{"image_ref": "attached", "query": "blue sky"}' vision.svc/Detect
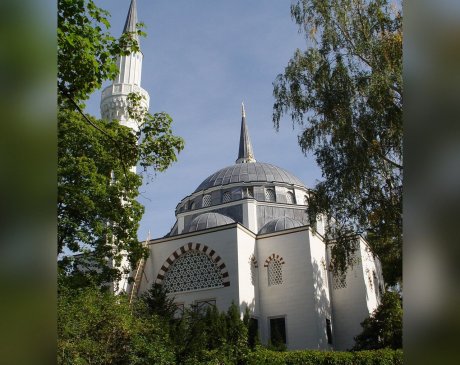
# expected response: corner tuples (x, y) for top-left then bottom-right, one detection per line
(86, 0), (322, 239)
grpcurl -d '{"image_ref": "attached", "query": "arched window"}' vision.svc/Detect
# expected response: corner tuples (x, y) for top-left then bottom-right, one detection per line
(163, 250), (224, 293)
(332, 272), (347, 290)
(190, 201), (195, 210)
(286, 191), (295, 204)
(222, 191), (232, 203)
(268, 259), (283, 286)
(265, 188), (276, 202)
(303, 195), (309, 206)
(246, 187), (254, 198)
(202, 194), (212, 207)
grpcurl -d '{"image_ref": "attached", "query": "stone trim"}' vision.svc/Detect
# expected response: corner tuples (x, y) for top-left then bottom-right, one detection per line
(250, 254), (259, 268)
(263, 253), (285, 267)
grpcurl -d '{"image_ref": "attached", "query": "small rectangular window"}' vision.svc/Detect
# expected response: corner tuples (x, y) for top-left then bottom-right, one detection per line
(326, 318), (332, 344)
(270, 317), (286, 345)
(248, 318), (259, 348)
(174, 303), (185, 318)
(195, 299), (216, 313)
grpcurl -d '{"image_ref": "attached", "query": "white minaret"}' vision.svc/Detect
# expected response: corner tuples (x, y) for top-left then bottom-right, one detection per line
(100, 0), (150, 136)
(100, 0), (149, 294)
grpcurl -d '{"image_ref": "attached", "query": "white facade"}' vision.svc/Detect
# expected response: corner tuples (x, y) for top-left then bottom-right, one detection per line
(138, 210), (383, 350)
(105, 0), (384, 350)
(133, 104), (384, 349)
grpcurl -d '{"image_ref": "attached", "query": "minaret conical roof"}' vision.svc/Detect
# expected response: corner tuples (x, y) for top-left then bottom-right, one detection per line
(123, 0), (139, 42)
(236, 103), (256, 164)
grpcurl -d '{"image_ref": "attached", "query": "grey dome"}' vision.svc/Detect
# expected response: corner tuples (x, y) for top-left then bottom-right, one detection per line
(187, 212), (235, 232)
(194, 162), (305, 192)
(258, 217), (304, 234)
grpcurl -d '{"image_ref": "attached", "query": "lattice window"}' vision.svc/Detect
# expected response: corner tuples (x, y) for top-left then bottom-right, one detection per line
(202, 194), (212, 207)
(268, 259), (283, 286)
(332, 272), (347, 290)
(286, 191), (295, 204)
(222, 191), (232, 203)
(265, 188), (276, 202)
(163, 250), (224, 293)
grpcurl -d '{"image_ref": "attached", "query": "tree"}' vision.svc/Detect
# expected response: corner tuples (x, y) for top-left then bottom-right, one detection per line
(225, 302), (249, 362)
(57, 285), (175, 364)
(57, 0), (184, 285)
(273, 0), (402, 286)
(243, 307), (260, 349)
(353, 291), (403, 350)
(141, 283), (178, 321)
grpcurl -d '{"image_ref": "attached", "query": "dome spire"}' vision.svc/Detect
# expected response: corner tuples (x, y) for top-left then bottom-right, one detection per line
(123, 0), (139, 42)
(236, 102), (256, 164)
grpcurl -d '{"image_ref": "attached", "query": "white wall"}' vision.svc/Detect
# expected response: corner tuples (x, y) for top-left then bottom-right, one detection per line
(308, 231), (333, 350)
(236, 227), (257, 315)
(140, 225), (241, 312)
(257, 228), (330, 350)
(329, 238), (382, 350)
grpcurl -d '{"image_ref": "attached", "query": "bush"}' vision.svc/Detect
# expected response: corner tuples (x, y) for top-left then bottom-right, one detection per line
(246, 348), (403, 365)
(353, 291), (403, 350)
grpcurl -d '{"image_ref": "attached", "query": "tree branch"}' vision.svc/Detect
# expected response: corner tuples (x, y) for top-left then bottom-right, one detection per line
(58, 86), (133, 189)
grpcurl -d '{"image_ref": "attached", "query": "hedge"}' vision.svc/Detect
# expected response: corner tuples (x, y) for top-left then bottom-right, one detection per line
(246, 348), (403, 365)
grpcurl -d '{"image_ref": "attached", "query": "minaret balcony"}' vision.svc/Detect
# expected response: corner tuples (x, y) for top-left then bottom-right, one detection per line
(101, 83), (150, 106)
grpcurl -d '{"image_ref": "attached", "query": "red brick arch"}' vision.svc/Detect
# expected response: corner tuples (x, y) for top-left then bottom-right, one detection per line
(263, 253), (285, 267)
(155, 242), (230, 287)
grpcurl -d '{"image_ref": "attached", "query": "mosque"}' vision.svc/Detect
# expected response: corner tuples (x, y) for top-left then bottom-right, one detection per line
(103, 0), (385, 351)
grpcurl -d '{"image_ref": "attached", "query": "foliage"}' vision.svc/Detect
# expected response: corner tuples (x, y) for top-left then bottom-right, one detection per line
(57, 0), (184, 285)
(58, 280), (402, 364)
(140, 283), (178, 321)
(243, 307), (260, 349)
(58, 109), (144, 285)
(57, 284), (175, 364)
(174, 303), (248, 364)
(353, 291), (403, 350)
(246, 347), (403, 365)
(273, 0), (402, 286)
(58, 0), (141, 105)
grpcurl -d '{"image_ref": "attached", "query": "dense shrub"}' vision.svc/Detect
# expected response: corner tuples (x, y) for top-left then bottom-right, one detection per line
(57, 285), (175, 365)
(353, 291), (403, 350)
(246, 348), (403, 365)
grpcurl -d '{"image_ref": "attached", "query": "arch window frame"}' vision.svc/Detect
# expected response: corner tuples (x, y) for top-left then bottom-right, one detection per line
(286, 191), (295, 204)
(303, 195), (309, 206)
(265, 188), (276, 202)
(162, 250), (224, 293)
(202, 194), (212, 207)
(222, 191), (232, 203)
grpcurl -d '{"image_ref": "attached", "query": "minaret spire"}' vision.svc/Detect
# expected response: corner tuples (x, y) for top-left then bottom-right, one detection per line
(236, 102), (256, 164)
(100, 0), (149, 134)
(123, 0), (139, 42)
